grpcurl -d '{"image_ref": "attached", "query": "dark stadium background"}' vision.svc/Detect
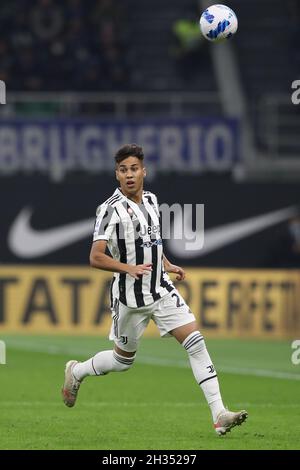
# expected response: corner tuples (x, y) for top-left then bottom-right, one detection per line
(0, 0), (299, 451)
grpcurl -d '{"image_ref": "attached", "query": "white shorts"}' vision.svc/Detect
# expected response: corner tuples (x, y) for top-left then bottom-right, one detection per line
(109, 290), (196, 352)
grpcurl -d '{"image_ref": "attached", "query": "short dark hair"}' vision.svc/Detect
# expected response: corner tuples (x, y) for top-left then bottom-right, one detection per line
(115, 143), (144, 164)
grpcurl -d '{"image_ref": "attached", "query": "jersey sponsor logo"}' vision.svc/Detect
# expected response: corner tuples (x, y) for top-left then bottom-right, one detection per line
(139, 224), (160, 237)
(140, 239), (163, 248)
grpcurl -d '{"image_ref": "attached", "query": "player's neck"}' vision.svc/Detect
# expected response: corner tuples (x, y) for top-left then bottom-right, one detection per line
(120, 187), (143, 205)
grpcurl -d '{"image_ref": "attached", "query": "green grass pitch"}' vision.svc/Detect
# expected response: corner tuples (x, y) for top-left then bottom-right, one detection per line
(0, 335), (299, 450)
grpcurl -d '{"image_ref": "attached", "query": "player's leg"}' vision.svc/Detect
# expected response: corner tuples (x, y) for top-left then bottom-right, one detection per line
(62, 301), (149, 407)
(62, 345), (136, 408)
(71, 344), (136, 379)
(156, 298), (225, 422)
(154, 291), (247, 434)
(171, 321), (225, 419)
(72, 298), (141, 380)
(171, 320), (247, 434)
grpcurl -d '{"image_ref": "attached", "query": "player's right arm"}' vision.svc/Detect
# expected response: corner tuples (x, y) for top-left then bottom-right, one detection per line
(91, 203), (152, 280)
(90, 240), (152, 280)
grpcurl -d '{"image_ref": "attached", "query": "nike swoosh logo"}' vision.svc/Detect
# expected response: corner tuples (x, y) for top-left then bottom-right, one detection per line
(8, 208), (94, 258)
(167, 206), (298, 258)
(8, 205), (298, 259)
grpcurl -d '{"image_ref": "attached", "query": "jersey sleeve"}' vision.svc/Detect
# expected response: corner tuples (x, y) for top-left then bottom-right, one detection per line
(93, 204), (119, 242)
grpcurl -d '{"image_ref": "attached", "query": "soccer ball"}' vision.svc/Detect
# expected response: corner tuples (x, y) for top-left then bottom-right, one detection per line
(199, 4), (238, 42)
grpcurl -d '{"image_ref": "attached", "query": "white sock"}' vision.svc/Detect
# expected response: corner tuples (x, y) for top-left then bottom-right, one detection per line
(73, 350), (135, 381)
(182, 331), (225, 422)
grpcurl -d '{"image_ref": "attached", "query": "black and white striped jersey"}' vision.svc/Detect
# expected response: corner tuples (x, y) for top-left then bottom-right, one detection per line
(93, 188), (174, 308)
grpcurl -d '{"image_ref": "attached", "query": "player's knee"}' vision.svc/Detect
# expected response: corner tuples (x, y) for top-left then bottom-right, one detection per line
(112, 350), (136, 372)
(182, 331), (206, 356)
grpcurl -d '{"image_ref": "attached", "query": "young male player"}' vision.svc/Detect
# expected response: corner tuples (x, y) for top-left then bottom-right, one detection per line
(62, 143), (248, 435)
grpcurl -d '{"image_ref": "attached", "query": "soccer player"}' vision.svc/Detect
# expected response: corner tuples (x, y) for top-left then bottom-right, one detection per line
(62, 143), (248, 435)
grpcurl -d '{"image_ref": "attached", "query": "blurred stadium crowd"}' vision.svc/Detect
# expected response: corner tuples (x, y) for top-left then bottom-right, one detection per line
(0, 0), (129, 91)
(0, 0), (299, 94)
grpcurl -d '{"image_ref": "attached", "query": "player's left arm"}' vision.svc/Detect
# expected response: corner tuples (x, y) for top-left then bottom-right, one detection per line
(154, 192), (185, 281)
(163, 254), (186, 281)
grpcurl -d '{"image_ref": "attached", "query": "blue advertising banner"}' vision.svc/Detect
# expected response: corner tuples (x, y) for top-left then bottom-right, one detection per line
(0, 117), (240, 181)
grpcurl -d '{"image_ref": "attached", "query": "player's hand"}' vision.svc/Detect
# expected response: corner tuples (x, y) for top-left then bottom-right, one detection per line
(126, 263), (153, 280)
(166, 264), (186, 281)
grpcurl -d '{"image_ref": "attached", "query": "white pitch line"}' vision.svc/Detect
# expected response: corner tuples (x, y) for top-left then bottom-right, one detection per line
(137, 356), (300, 380)
(0, 401), (202, 407)
(4, 340), (300, 381)
(0, 401), (299, 408)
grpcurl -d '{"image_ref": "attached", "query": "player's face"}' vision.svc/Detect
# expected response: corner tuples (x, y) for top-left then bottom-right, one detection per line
(116, 156), (146, 197)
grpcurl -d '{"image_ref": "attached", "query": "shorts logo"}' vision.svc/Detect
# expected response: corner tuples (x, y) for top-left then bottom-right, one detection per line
(206, 365), (215, 374)
(120, 335), (128, 345)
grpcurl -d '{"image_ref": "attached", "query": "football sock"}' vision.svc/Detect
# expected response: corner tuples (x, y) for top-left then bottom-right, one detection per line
(73, 350), (135, 380)
(182, 331), (225, 422)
